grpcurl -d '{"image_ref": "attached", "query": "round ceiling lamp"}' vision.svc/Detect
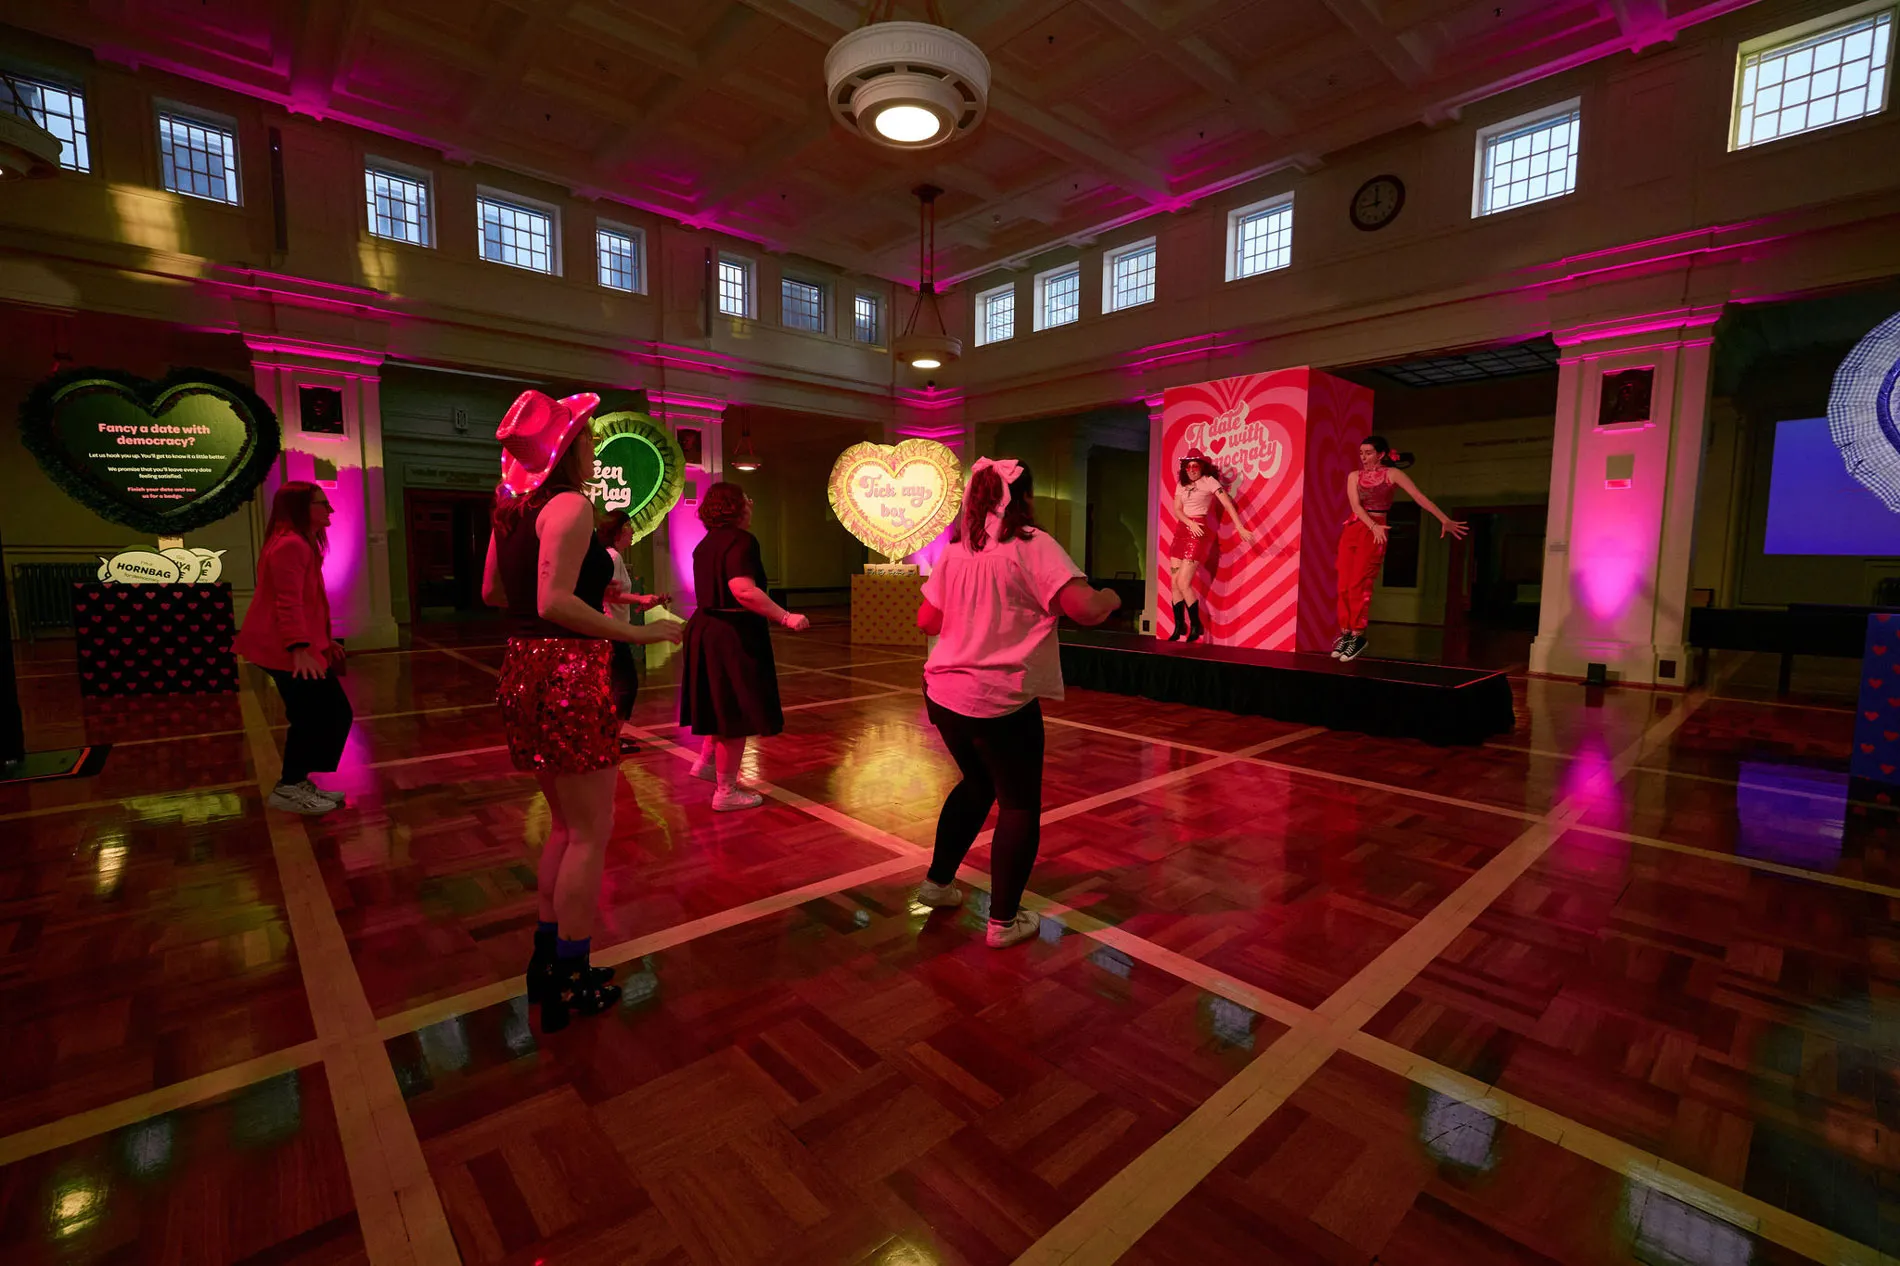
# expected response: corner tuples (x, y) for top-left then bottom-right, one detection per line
(0, 76), (63, 180)
(892, 185), (961, 373)
(825, 11), (990, 152)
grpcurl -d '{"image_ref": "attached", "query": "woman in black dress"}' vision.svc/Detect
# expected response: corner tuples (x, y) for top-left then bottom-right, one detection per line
(680, 482), (809, 811)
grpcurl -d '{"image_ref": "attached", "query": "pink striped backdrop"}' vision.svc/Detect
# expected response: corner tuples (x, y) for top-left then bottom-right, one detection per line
(1156, 369), (1376, 651)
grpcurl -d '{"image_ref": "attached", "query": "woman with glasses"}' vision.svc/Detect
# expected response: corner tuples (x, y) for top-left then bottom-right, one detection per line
(234, 481), (352, 815)
(680, 482), (809, 811)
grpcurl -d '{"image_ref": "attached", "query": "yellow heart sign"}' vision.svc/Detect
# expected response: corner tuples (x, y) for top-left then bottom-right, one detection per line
(827, 439), (964, 561)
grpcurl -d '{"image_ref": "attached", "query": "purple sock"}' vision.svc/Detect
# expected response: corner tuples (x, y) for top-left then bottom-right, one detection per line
(555, 936), (590, 962)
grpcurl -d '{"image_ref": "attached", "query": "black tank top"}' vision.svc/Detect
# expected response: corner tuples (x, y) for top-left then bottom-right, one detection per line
(495, 491), (613, 639)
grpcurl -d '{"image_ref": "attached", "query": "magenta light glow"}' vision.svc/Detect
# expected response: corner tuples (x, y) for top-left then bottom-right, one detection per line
(668, 502), (707, 613)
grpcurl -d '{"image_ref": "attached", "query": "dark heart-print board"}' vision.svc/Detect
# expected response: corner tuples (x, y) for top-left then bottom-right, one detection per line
(73, 583), (239, 698)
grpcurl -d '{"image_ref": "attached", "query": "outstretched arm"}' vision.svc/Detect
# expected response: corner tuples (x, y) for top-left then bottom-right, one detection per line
(1390, 470), (1468, 539)
(1213, 488), (1256, 544)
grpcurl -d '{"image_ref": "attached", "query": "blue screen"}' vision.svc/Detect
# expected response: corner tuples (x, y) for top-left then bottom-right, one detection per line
(1764, 417), (1900, 555)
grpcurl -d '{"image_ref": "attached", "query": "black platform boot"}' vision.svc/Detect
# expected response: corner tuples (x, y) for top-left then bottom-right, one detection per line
(1186, 602), (1206, 643)
(1168, 600), (1188, 640)
(527, 927), (614, 1006)
(539, 951), (622, 1033)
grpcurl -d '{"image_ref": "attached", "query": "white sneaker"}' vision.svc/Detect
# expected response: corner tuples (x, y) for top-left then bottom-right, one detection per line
(916, 879), (963, 908)
(300, 780), (346, 808)
(268, 781), (334, 815)
(986, 908), (1040, 949)
(689, 760), (716, 782)
(711, 786), (763, 812)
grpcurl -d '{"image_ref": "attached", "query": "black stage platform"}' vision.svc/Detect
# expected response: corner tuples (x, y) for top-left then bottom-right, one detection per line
(1058, 630), (1516, 746)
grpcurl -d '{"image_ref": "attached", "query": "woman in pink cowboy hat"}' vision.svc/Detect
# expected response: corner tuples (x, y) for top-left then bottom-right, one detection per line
(1162, 450), (1255, 643)
(483, 388), (682, 1032)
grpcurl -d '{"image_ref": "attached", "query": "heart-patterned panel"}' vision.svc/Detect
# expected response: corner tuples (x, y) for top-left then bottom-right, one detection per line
(826, 439), (963, 562)
(73, 582), (240, 698)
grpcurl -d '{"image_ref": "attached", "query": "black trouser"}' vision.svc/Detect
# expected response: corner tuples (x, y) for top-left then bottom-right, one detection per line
(925, 695), (1045, 921)
(609, 641), (640, 722)
(266, 669), (354, 785)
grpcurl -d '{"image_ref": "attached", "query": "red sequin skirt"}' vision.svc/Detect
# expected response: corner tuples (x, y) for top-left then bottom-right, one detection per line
(497, 638), (619, 775)
(1167, 509), (1219, 566)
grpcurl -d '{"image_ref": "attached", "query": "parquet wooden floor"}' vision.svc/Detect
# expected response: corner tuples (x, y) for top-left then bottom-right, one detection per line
(3, 619), (1894, 1264)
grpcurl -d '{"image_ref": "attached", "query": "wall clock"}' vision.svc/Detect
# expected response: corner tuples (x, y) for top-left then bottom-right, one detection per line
(1350, 175), (1405, 231)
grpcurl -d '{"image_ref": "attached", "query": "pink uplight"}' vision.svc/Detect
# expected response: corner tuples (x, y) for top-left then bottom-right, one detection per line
(668, 503), (707, 612)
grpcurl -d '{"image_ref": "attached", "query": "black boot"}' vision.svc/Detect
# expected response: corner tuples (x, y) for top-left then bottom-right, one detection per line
(527, 927), (614, 1006)
(539, 948), (622, 1033)
(1168, 600), (1188, 640)
(1186, 602), (1205, 643)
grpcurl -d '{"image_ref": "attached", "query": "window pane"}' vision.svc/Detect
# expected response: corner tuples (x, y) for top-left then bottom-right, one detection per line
(1041, 268), (1079, 328)
(159, 112), (239, 204)
(1736, 11), (1893, 147)
(1233, 201), (1293, 277)
(1108, 244), (1155, 310)
(1479, 106), (1581, 214)
(782, 278), (825, 332)
(853, 294), (880, 343)
(3, 76), (89, 172)
(979, 288), (1015, 344)
(597, 228), (640, 291)
(365, 168), (429, 245)
(718, 259), (750, 316)
(477, 197), (554, 273)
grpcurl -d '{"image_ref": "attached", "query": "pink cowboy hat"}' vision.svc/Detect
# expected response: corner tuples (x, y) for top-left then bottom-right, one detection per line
(496, 389), (601, 498)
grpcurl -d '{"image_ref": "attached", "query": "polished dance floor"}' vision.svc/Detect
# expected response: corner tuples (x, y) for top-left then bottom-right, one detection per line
(2, 618), (1894, 1264)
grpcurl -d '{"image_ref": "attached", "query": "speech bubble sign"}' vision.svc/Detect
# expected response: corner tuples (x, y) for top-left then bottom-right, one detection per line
(161, 548), (203, 584)
(101, 550), (185, 585)
(190, 547), (227, 584)
(827, 439), (963, 561)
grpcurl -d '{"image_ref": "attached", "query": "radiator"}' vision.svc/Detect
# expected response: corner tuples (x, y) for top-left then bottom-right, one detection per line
(11, 563), (96, 642)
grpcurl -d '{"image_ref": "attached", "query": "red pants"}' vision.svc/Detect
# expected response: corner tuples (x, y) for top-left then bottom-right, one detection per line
(1336, 519), (1387, 633)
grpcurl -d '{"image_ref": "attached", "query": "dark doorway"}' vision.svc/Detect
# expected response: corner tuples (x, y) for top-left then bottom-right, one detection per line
(1445, 504), (1546, 633)
(405, 490), (493, 617)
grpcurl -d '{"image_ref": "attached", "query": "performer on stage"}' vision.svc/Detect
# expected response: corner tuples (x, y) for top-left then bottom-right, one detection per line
(484, 390), (682, 1032)
(1335, 435), (1466, 662)
(1164, 451), (1255, 643)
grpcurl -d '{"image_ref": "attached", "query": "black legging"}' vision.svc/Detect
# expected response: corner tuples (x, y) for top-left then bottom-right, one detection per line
(266, 669), (354, 785)
(925, 695), (1044, 921)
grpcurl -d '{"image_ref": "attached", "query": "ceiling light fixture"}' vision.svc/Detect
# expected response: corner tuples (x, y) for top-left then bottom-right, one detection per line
(892, 185), (960, 373)
(728, 410), (761, 473)
(825, 4), (989, 152)
(0, 75), (63, 180)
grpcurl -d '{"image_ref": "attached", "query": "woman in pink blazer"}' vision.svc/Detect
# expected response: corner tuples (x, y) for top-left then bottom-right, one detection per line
(234, 481), (351, 815)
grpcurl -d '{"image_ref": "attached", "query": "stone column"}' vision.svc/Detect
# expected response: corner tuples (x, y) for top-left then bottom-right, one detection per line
(653, 386), (726, 616)
(246, 337), (399, 650)
(1143, 393), (1164, 636)
(1529, 307), (1721, 686)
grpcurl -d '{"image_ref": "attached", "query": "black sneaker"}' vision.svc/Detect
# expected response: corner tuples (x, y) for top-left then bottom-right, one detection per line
(1329, 633), (1350, 658)
(1338, 634), (1368, 662)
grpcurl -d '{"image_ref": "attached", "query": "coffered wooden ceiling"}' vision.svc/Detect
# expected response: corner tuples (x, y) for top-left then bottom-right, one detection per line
(10, 0), (1760, 282)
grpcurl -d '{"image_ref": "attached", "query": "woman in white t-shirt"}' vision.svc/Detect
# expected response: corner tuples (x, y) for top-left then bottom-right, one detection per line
(913, 459), (1122, 949)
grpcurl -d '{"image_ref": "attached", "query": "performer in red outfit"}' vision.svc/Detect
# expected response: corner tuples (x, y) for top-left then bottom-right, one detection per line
(1163, 451), (1255, 643)
(1334, 434), (1466, 662)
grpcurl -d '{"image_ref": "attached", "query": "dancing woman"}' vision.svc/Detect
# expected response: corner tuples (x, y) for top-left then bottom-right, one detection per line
(1164, 450), (1255, 643)
(1334, 434), (1467, 662)
(914, 459), (1121, 949)
(484, 390), (682, 1031)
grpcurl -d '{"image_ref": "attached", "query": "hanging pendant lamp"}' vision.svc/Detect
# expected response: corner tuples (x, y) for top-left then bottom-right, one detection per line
(893, 185), (960, 372)
(728, 409), (761, 473)
(825, 2), (989, 152)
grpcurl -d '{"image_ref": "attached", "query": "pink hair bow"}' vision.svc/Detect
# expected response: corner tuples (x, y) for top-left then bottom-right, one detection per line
(968, 457), (1023, 544)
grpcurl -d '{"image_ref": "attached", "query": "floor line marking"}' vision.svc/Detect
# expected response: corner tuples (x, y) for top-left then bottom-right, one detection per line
(0, 1039), (325, 1167)
(1566, 821), (1900, 898)
(0, 779), (256, 823)
(375, 853), (927, 1040)
(1012, 689), (1711, 1265)
(112, 702), (498, 750)
(238, 687), (457, 1266)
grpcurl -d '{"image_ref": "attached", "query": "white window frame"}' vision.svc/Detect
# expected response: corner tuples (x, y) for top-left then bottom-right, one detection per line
(1471, 96), (1582, 218)
(1033, 263), (1081, 332)
(780, 274), (828, 333)
(475, 187), (561, 275)
(1729, 1), (1895, 150)
(3, 70), (90, 173)
(363, 158), (433, 247)
(853, 292), (882, 345)
(1101, 237), (1157, 314)
(595, 219), (645, 293)
(1225, 193), (1294, 281)
(975, 282), (1016, 346)
(155, 101), (242, 205)
(717, 253), (755, 319)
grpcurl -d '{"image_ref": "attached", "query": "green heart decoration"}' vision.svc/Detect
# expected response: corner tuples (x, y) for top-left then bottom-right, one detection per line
(584, 409), (686, 543)
(22, 368), (281, 535)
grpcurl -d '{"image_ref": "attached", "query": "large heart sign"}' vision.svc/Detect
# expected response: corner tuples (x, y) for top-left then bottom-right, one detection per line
(22, 368), (281, 535)
(581, 409), (685, 544)
(827, 439), (963, 561)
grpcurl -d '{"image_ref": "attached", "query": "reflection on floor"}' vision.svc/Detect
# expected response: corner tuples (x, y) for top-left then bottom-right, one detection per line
(2, 616), (1894, 1264)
